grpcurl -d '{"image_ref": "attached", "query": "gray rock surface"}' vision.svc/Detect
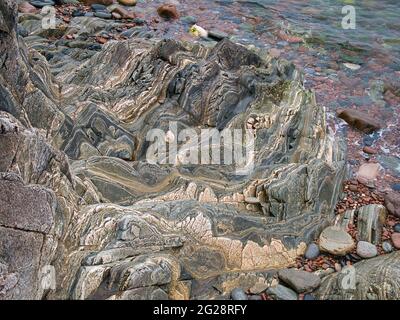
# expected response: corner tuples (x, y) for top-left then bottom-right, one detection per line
(356, 241), (378, 259)
(304, 243), (320, 260)
(278, 268), (321, 293)
(319, 226), (355, 256)
(1, 1), (347, 299)
(315, 252), (400, 300)
(267, 284), (298, 300)
(230, 288), (248, 300)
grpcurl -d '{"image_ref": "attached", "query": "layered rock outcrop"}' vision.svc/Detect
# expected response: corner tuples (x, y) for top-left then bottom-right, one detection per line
(315, 251), (400, 300)
(1, 1), (346, 299)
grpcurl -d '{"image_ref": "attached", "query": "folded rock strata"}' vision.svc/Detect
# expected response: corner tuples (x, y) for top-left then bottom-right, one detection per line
(1, 2), (346, 299)
(315, 251), (400, 300)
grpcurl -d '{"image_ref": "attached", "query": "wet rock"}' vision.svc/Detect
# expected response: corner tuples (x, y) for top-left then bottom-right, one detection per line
(319, 226), (355, 256)
(337, 108), (382, 134)
(118, 0), (137, 5)
(230, 288), (248, 300)
(1, 2), (348, 300)
(384, 192), (400, 218)
(382, 241), (393, 253)
(356, 163), (382, 187)
(315, 252), (400, 299)
(157, 4), (179, 20)
(304, 243), (320, 260)
(392, 233), (400, 249)
(356, 241), (378, 259)
(357, 204), (387, 244)
(267, 285), (298, 300)
(278, 269), (321, 293)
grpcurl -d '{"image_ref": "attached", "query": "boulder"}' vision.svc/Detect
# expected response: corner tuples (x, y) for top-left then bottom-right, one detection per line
(230, 288), (248, 300)
(357, 204), (387, 244)
(278, 269), (321, 293)
(157, 4), (179, 20)
(110, 5), (135, 19)
(392, 233), (400, 249)
(356, 163), (382, 187)
(319, 226), (355, 256)
(337, 108), (382, 134)
(267, 284), (298, 300)
(304, 243), (320, 260)
(315, 252), (400, 300)
(384, 192), (400, 218)
(356, 241), (378, 259)
(1, 1), (348, 300)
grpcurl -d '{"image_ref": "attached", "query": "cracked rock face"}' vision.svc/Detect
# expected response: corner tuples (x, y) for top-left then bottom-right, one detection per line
(1, 2), (346, 299)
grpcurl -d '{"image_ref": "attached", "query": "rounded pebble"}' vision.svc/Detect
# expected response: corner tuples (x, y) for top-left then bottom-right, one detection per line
(304, 243), (320, 260)
(231, 287), (248, 300)
(394, 223), (400, 233)
(382, 241), (393, 253)
(356, 241), (378, 259)
(391, 233), (400, 249)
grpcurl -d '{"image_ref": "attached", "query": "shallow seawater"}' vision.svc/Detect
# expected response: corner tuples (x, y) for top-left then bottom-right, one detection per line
(142, 0), (400, 188)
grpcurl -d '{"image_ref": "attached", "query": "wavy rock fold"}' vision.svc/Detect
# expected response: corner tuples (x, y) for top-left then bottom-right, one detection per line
(0, 2), (346, 299)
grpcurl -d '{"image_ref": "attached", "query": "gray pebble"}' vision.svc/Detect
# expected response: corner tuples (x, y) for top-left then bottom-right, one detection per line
(304, 243), (320, 260)
(231, 287), (248, 300)
(382, 241), (393, 253)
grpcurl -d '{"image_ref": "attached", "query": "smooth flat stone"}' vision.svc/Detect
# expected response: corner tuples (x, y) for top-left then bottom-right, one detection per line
(94, 12), (112, 19)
